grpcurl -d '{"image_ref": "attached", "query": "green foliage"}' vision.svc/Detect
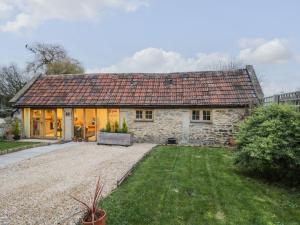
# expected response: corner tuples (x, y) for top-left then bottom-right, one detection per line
(11, 120), (20, 137)
(114, 121), (119, 133)
(105, 121), (111, 132)
(121, 119), (128, 133)
(234, 104), (300, 177)
(46, 60), (84, 75)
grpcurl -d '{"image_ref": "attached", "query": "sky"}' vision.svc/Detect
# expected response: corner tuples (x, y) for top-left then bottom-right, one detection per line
(0, 0), (299, 96)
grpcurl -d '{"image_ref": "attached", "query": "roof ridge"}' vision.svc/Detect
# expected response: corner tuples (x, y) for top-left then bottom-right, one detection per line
(43, 68), (247, 78)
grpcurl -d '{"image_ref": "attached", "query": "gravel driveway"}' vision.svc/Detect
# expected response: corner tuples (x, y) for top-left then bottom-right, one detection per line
(0, 143), (156, 225)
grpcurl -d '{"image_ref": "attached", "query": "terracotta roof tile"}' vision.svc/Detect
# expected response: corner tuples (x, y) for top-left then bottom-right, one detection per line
(14, 68), (261, 107)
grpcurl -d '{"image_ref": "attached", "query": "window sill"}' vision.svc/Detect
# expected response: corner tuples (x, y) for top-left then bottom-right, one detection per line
(135, 119), (154, 122)
(190, 120), (212, 124)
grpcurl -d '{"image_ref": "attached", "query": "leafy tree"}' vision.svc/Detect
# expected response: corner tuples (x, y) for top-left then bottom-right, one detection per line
(234, 104), (300, 179)
(26, 42), (84, 75)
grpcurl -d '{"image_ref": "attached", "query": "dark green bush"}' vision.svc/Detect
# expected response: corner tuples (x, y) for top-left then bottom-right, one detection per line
(234, 104), (300, 177)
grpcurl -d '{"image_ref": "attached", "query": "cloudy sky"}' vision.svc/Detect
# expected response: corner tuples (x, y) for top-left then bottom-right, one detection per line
(0, 0), (299, 96)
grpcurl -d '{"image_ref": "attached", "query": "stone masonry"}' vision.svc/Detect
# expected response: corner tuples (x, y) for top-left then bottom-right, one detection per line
(121, 108), (247, 146)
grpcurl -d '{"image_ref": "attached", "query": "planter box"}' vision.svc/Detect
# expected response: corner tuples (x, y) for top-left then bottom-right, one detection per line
(97, 132), (132, 146)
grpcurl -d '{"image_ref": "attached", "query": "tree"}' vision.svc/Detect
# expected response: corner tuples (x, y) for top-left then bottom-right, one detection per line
(0, 64), (29, 107)
(26, 43), (84, 75)
(207, 60), (243, 71)
(46, 60), (84, 75)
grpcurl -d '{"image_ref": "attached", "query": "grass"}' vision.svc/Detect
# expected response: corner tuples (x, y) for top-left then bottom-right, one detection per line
(102, 146), (300, 225)
(0, 140), (40, 152)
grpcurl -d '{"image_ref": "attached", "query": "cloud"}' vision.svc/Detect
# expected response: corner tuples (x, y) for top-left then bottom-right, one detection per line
(0, 0), (149, 32)
(88, 38), (296, 73)
(263, 81), (300, 97)
(238, 38), (293, 64)
(97, 48), (233, 73)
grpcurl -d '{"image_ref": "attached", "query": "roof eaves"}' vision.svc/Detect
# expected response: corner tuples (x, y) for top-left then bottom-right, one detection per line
(9, 74), (41, 104)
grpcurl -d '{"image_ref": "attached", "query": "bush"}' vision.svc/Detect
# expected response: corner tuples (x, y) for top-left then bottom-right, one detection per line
(234, 104), (300, 178)
(105, 121), (111, 132)
(114, 121), (119, 133)
(12, 119), (20, 137)
(121, 119), (128, 133)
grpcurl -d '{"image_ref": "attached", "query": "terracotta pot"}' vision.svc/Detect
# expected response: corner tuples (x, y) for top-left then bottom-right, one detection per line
(82, 210), (106, 225)
(229, 137), (236, 146)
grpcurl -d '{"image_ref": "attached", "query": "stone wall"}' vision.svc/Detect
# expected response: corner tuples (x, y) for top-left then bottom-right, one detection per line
(120, 108), (247, 146)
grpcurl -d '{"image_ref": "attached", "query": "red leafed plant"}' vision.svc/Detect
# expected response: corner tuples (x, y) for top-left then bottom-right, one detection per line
(71, 177), (106, 224)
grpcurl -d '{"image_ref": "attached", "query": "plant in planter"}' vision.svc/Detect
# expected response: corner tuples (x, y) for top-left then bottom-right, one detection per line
(121, 119), (128, 133)
(71, 177), (106, 225)
(105, 121), (111, 132)
(98, 120), (132, 146)
(114, 121), (119, 133)
(12, 120), (20, 140)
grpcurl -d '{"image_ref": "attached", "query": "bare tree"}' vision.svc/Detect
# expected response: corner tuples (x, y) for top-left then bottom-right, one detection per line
(26, 42), (84, 75)
(0, 64), (29, 107)
(207, 59), (243, 71)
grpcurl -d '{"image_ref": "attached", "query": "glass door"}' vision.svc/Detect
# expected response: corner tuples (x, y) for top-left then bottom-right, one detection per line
(56, 109), (63, 138)
(85, 109), (96, 141)
(73, 109), (84, 140)
(31, 110), (43, 137)
(44, 109), (56, 138)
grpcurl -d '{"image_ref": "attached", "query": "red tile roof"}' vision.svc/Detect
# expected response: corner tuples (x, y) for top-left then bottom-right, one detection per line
(13, 67), (263, 107)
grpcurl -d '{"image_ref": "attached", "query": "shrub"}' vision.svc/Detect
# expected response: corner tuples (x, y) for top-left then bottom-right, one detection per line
(114, 121), (119, 133)
(105, 121), (111, 132)
(234, 104), (300, 178)
(121, 119), (128, 133)
(12, 120), (20, 137)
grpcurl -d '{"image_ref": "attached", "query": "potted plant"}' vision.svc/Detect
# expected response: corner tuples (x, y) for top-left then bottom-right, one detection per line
(12, 120), (20, 140)
(98, 119), (132, 146)
(71, 177), (106, 225)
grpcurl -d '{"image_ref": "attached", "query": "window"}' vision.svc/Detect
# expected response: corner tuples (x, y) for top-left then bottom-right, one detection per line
(145, 110), (153, 120)
(203, 110), (211, 121)
(191, 110), (212, 122)
(136, 110), (143, 120)
(192, 110), (200, 121)
(135, 110), (154, 121)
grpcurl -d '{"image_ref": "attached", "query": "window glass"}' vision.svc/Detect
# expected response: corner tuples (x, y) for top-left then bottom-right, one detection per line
(145, 110), (153, 120)
(57, 108), (63, 138)
(73, 109), (84, 139)
(192, 110), (200, 121)
(203, 110), (211, 121)
(136, 110), (143, 119)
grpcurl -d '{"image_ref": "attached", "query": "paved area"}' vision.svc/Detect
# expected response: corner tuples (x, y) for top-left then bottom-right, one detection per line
(0, 142), (77, 169)
(18, 138), (60, 143)
(0, 142), (156, 225)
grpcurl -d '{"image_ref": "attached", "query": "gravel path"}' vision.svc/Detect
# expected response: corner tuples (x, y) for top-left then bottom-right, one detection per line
(0, 143), (156, 225)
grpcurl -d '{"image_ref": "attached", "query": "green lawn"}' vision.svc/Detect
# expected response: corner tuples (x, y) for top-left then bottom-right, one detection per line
(102, 146), (300, 225)
(0, 141), (40, 152)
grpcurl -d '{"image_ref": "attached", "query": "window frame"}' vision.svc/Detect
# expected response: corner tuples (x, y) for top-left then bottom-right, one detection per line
(192, 110), (200, 121)
(202, 110), (211, 121)
(135, 109), (154, 122)
(135, 110), (143, 120)
(190, 109), (212, 123)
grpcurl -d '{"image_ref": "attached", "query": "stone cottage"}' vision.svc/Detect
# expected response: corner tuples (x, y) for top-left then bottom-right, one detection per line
(10, 65), (263, 145)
